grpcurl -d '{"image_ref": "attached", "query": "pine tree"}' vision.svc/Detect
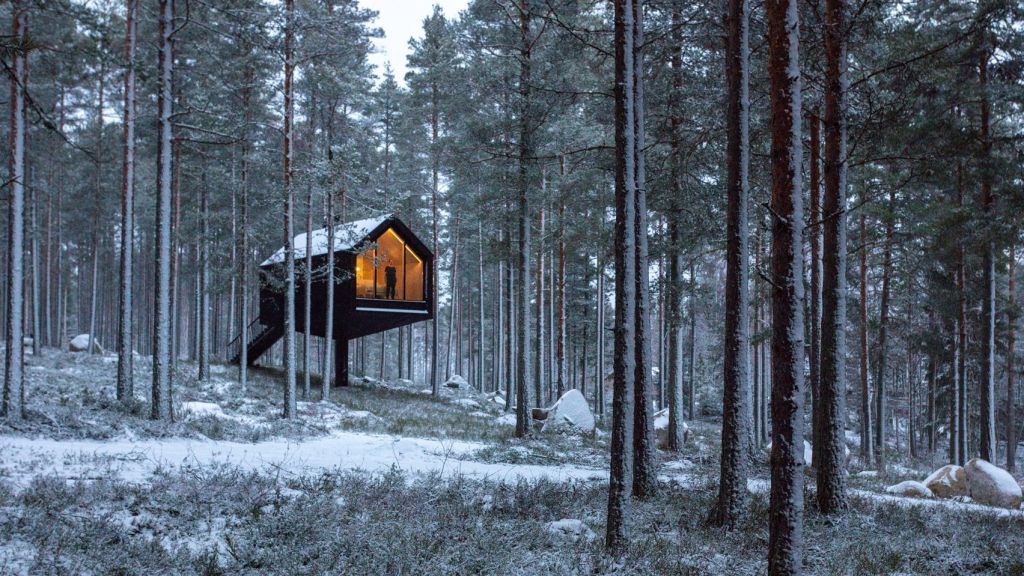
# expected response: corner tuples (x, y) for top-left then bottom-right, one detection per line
(607, 0), (638, 549)
(816, 0), (850, 513)
(766, 0), (806, 570)
(116, 0), (138, 403)
(710, 0), (751, 528)
(3, 0), (28, 420)
(152, 0), (175, 421)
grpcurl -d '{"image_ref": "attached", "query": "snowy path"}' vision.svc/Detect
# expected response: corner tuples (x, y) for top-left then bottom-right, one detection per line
(0, 431), (607, 489)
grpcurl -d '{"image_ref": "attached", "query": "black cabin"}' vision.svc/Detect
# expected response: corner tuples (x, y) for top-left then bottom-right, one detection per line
(228, 214), (434, 387)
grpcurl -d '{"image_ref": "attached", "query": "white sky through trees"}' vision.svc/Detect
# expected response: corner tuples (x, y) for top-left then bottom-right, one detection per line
(364, 0), (469, 84)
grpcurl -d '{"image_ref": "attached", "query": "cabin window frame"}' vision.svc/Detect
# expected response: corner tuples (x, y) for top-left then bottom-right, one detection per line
(355, 227), (426, 303)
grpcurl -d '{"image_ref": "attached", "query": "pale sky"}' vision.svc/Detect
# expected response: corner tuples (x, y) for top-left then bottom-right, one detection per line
(363, 0), (470, 85)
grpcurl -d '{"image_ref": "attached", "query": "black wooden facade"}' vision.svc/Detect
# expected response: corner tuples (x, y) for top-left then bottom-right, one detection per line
(228, 215), (434, 388)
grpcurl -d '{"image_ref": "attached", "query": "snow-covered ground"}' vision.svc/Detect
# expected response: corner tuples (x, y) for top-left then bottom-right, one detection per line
(0, 429), (607, 489)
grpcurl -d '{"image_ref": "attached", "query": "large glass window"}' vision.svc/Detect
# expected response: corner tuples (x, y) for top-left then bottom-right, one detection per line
(354, 228), (426, 301)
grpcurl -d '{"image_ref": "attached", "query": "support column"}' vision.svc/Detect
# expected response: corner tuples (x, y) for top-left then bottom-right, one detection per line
(336, 337), (349, 387)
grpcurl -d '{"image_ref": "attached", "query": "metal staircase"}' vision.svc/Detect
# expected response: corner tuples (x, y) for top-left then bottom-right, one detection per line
(227, 317), (284, 366)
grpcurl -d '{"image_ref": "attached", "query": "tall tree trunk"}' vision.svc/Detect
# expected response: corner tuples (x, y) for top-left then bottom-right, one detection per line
(809, 112), (822, 464)
(478, 220), (486, 392)
(1007, 243), (1017, 471)
(596, 260), (606, 416)
(859, 213), (872, 463)
(978, 42), (996, 463)
(197, 174), (210, 381)
(557, 197), (566, 398)
(710, 0), (751, 527)
(89, 69), (104, 356)
(607, 0), (637, 549)
(665, 1), (685, 451)
(281, 0), (297, 419)
(688, 259), (698, 420)
(238, 65), (253, 393)
(955, 165), (968, 465)
(151, 0), (174, 420)
(322, 187), (336, 400)
(766, 0), (806, 571)
(514, 0), (533, 438)
(874, 188), (895, 468)
(816, 0), (850, 513)
(3, 0), (27, 419)
(630, 0), (656, 501)
(535, 203), (545, 405)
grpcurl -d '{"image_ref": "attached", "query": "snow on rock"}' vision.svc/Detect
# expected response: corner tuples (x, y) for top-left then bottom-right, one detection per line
(965, 458), (1023, 509)
(180, 402), (226, 420)
(445, 374), (469, 389)
(544, 519), (597, 542)
(885, 480), (933, 499)
(924, 464), (968, 499)
(855, 470), (879, 478)
(538, 389), (595, 434)
(653, 408), (688, 448)
(452, 398), (481, 409)
(495, 414), (518, 427)
(69, 334), (103, 353)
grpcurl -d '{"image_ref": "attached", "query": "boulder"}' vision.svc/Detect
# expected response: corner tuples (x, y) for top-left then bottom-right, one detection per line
(885, 480), (933, 499)
(544, 519), (597, 542)
(444, 374), (468, 389)
(965, 458), (1023, 509)
(923, 464), (968, 499)
(69, 334), (103, 353)
(653, 408), (689, 448)
(539, 389), (595, 434)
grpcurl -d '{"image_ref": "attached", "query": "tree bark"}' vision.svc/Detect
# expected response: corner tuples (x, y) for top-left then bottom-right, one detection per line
(766, 0), (806, 570)
(514, 0), (533, 438)
(282, 0), (297, 419)
(874, 188), (895, 468)
(1007, 243), (1016, 471)
(978, 42), (996, 463)
(710, 0), (751, 527)
(859, 213), (872, 463)
(151, 0), (174, 420)
(630, 0), (656, 500)
(607, 0), (637, 549)
(816, 0), (850, 513)
(3, 0), (27, 419)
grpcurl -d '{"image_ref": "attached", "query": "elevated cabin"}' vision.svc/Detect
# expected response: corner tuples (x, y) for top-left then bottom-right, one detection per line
(228, 214), (434, 387)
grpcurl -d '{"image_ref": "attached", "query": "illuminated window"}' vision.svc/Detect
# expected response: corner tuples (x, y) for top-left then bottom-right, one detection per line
(354, 228), (426, 301)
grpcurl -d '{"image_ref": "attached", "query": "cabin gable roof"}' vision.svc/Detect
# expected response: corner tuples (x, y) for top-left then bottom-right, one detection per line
(259, 214), (432, 268)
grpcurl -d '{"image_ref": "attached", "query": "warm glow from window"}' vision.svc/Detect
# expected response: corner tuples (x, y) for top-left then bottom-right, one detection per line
(355, 228), (426, 302)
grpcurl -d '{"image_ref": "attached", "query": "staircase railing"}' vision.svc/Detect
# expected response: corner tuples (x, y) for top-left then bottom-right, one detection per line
(226, 316), (268, 364)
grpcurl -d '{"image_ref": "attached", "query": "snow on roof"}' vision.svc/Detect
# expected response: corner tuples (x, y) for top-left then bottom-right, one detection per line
(260, 214), (391, 267)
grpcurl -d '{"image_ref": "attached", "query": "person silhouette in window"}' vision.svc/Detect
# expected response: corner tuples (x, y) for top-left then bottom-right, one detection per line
(385, 265), (397, 299)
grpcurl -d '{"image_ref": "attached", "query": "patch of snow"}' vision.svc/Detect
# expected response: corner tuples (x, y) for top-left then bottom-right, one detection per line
(0, 430), (606, 489)
(453, 398), (481, 409)
(855, 470), (879, 478)
(180, 402), (226, 419)
(495, 414), (517, 427)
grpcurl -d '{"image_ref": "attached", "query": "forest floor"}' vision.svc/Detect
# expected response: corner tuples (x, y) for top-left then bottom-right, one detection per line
(1, 348), (1023, 575)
